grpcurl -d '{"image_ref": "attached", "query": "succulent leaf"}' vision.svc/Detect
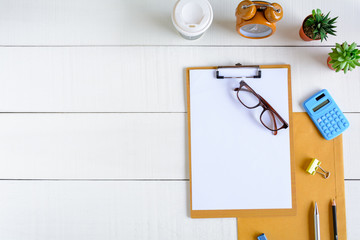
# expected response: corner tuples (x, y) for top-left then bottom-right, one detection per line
(340, 61), (346, 69)
(332, 62), (341, 68)
(349, 43), (357, 51)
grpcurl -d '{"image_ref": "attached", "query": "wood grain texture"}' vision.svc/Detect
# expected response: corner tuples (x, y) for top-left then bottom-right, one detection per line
(343, 114), (360, 180)
(0, 47), (359, 113)
(0, 113), (187, 179)
(0, 0), (359, 46)
(0, 113), (358, 179)
(0, 180), (357, 240)
(345, 181), (360, 240)
(0, 181), (237, 240)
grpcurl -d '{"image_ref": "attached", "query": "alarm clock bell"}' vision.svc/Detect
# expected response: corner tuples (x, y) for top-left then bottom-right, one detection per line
(236, 1), (283, 39)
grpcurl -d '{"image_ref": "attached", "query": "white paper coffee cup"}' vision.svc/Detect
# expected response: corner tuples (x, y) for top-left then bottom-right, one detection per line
(171, 0), (213, 40)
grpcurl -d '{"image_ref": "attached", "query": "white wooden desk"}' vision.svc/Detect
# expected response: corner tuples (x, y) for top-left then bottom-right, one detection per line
(0, 0), (359, 239)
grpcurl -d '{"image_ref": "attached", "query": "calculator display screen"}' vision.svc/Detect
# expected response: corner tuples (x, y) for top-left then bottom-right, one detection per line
(313, 99), (330, 112)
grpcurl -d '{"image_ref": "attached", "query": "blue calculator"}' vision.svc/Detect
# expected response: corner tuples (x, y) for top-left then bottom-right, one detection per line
(303, 89), (349, 140)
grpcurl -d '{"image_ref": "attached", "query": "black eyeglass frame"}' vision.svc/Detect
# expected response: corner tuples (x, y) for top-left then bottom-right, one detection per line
(234, 80), (289, 135)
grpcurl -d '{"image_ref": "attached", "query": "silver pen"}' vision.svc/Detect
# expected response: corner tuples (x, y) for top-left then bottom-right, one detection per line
(314, 202), (320, 240)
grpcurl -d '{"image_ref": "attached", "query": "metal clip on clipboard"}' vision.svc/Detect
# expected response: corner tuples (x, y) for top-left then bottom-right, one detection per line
(216, 63), (262, 79)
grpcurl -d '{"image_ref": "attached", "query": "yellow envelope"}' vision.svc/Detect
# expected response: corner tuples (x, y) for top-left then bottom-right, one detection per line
(237, 112), (347, 240)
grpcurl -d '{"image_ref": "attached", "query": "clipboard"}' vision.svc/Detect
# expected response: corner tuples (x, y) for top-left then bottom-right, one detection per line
(187, 64), (296, 218)
(236, 112), (347, 240)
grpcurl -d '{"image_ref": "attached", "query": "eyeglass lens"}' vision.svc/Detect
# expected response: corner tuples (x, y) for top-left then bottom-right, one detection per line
(237, 86), (284, 131)
(237, 86), (260, 108)
(260, 109), (284, 131)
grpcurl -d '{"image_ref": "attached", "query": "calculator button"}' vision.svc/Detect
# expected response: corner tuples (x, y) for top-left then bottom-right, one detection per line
(325, 130), (330, 134)
(330, 110), (334, 114)
(324, 119), (329, 123)
(321, 116), (326, 120)
(332, 114), (336, 118)
(329, 127), (334, 131)
(328, 117), (333, 121)
(317, 118), (322, 123)
(335, 118), (340, 122)
(333, 108), (337, 111)
(326, 113), (330, 117)
(335, 128), (340, 132)
(327, 133), (332, 138)
(331, 121), (335, 125)
(341, 119), (346, 123)
(337, 122), (344, 129)
(331, 131), (336, 135)
(336, 112), (341, 115)
(326, 123), (331, 127)
(339, 116), (344, 119)
(344, 123), (349, 127)
(319, 122), (325, 126)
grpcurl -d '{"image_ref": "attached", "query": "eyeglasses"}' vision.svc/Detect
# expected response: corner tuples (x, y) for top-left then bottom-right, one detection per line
(234, 80), (288, 135)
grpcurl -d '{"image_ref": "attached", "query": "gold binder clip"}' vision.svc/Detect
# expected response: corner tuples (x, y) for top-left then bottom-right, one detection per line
(306, 158), (330, 179)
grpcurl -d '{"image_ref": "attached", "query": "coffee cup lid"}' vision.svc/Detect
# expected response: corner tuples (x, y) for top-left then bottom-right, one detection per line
(172, 0), (213, 36)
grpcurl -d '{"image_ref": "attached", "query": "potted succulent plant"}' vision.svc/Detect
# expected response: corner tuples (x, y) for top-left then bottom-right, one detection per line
(299, 9), (337, 42)
(328, 42), (360, 73)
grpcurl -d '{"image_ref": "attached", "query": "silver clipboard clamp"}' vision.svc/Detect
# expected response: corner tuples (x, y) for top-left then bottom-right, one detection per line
(216, 63), (262, 79)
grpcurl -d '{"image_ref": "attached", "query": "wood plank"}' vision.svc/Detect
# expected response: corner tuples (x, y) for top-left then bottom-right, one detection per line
(0, 0), (359, 46)
(0, 181), (237, 240)
(0, 180), (357, 240)
(343, 114), (360, 180)
(0, 113), (358, 179)
(345, 180), (360, 240)
(0, 47), (359, 113)
(0, 113), (187, 179)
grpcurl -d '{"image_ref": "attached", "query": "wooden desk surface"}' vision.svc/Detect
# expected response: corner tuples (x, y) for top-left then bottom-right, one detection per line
(0, 0), (359, 239)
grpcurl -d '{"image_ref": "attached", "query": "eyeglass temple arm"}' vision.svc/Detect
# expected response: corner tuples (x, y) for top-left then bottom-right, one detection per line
(269, 111), (278, 135)
(259, 95), (289, 128)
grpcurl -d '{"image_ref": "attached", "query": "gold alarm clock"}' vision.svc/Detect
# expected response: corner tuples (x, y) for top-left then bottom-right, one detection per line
(236, 1), (283, 39)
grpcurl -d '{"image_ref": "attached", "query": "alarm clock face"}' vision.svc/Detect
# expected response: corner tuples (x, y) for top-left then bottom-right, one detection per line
(239, 24), (272, 38)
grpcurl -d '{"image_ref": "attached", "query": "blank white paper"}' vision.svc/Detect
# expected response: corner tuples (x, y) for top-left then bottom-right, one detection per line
(190, 68), (292, 210)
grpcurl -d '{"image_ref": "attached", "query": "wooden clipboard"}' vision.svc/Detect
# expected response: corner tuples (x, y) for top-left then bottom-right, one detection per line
(236, 112), (347, 240)
(187, 65), (296, 218)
